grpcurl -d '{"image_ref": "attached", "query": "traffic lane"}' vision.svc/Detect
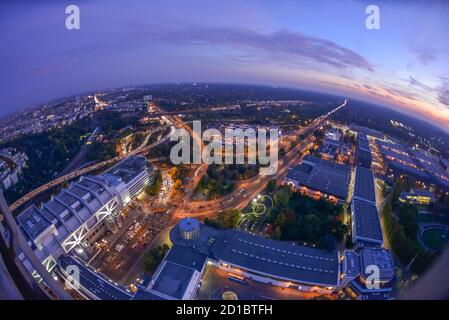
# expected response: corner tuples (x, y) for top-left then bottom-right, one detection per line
(181, 146), (304, 217)
(183, 130), (312, 214)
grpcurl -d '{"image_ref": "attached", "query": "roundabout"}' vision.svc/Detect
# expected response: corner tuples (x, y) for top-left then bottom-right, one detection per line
(418, 224), (449, 252)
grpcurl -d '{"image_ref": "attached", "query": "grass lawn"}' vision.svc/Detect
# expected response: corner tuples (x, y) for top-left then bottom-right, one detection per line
(422, 229), (449, 250)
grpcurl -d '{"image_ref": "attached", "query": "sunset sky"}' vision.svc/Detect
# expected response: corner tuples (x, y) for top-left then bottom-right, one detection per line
(1, 0), (448, 131)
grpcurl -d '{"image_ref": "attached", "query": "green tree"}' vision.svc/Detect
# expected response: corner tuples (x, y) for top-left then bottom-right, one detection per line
(208, 209), (242, 229)
(273, 226), (282, 240)
(145, 170), (163, 196)
(143, 244), (170, 272)
(275, 212), (286, 228)
(266, 179), (277, 193)
(274, 188), (290, 209)
(399, 204), (419, 239)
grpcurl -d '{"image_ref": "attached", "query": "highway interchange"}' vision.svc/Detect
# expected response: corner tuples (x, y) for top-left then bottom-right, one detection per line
(8, 99), (347, 298)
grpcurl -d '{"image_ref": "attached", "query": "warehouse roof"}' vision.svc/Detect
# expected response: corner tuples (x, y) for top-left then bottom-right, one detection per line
(353, 166), (376, 204)
(212, 229), (340, 286)
(351, 199), (383, 245)
(286, 156), (351, 200)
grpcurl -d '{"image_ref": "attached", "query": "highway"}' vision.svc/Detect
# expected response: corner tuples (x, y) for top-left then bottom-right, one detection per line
(9, 126), (169, 212)
(163, 112), (210, 219)
(56, 99), (347, 294)
(3, 99), (346, 301)
(116, 99), (348, 288)
(179, 99), (348, 218)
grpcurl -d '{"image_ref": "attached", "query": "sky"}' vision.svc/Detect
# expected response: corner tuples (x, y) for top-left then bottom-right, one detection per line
(0, 0), (448, 132)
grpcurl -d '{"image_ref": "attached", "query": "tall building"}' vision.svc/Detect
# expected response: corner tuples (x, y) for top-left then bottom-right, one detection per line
(136, 218), (342, 300)
(15, 156), (154, 280)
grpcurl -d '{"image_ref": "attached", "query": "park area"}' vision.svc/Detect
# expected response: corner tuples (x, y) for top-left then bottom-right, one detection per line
(422, 228), (449, 251)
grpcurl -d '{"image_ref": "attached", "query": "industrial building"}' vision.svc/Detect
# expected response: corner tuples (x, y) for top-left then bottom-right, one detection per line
(16, 156), (154, 280)
(341, 247), (395, 300)
(351, 200), (383, 247)
(45, 217), (395, 300)
(57, 254), (133, 300)
(353, 166), (376, 205)
(349, 125), (384, 140)
(284, 155), (351, 204)
(376, 140), (449, 191)
(350, 164), (383, 247)
(136, 218), (342, 300)
(355, 133), (372, 168)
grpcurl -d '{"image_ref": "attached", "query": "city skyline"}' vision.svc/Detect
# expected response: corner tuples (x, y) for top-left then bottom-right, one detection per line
(1, 0), (448, 133)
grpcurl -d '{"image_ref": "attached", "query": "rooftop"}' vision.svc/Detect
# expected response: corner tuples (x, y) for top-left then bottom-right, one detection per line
(286, 155), (351, 200)
(212, 229), (340, 286)
(401, 189), (434, 198)
(343, 250), (361, 279)
(169, 221), (340, 287)
(353, 166), (376, 204)
(179, 218), (200, 234)
(17, 206), (52, 241)
(164, 245), (207, 272)
(58, 255), (132, 300)
(101, 155), (149, 184)
(16, 157), (149, 242)
(350, 125), (384, 139)
(360, 247), (395, 282)
(351, 199), (383, 245)
(357, 133), (371, 153)
(151, 261), (197, 300)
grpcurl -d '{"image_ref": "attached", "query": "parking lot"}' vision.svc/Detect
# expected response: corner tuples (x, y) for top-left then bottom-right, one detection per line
(89, 201), (170, 284)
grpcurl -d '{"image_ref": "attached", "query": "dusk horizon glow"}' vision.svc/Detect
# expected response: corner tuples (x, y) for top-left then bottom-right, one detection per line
(1, 0), (448, 131)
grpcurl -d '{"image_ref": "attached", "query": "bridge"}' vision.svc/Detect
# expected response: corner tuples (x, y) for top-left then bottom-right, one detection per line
(9, 126), (170, 213)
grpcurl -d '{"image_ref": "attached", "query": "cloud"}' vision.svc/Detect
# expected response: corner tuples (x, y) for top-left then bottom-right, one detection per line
(410, 45), (438, 65)
(438, 77), (449, 108)
(408, 76), (434, 91)
(137, 26), (374, 72)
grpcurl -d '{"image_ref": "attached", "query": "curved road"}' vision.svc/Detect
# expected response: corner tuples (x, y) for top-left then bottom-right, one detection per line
(9, 126), (169, 212)
(178, 99), (347, 218)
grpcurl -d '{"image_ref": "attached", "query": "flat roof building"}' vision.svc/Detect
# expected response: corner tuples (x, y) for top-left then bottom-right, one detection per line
(377, 140), (432, 182)
(353, 166), (376, 205)
(211, 229), (340, 288)
(144, 245), (207, 300)
(350, 125), (385, 140)
(351, 199), (383, 247)
(16, 156), (154, 279)
(57, 255), (132, 300)
(284, 155), (351, 203)
(135, 218), (342, 299)
(356, 133), (372, 168)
